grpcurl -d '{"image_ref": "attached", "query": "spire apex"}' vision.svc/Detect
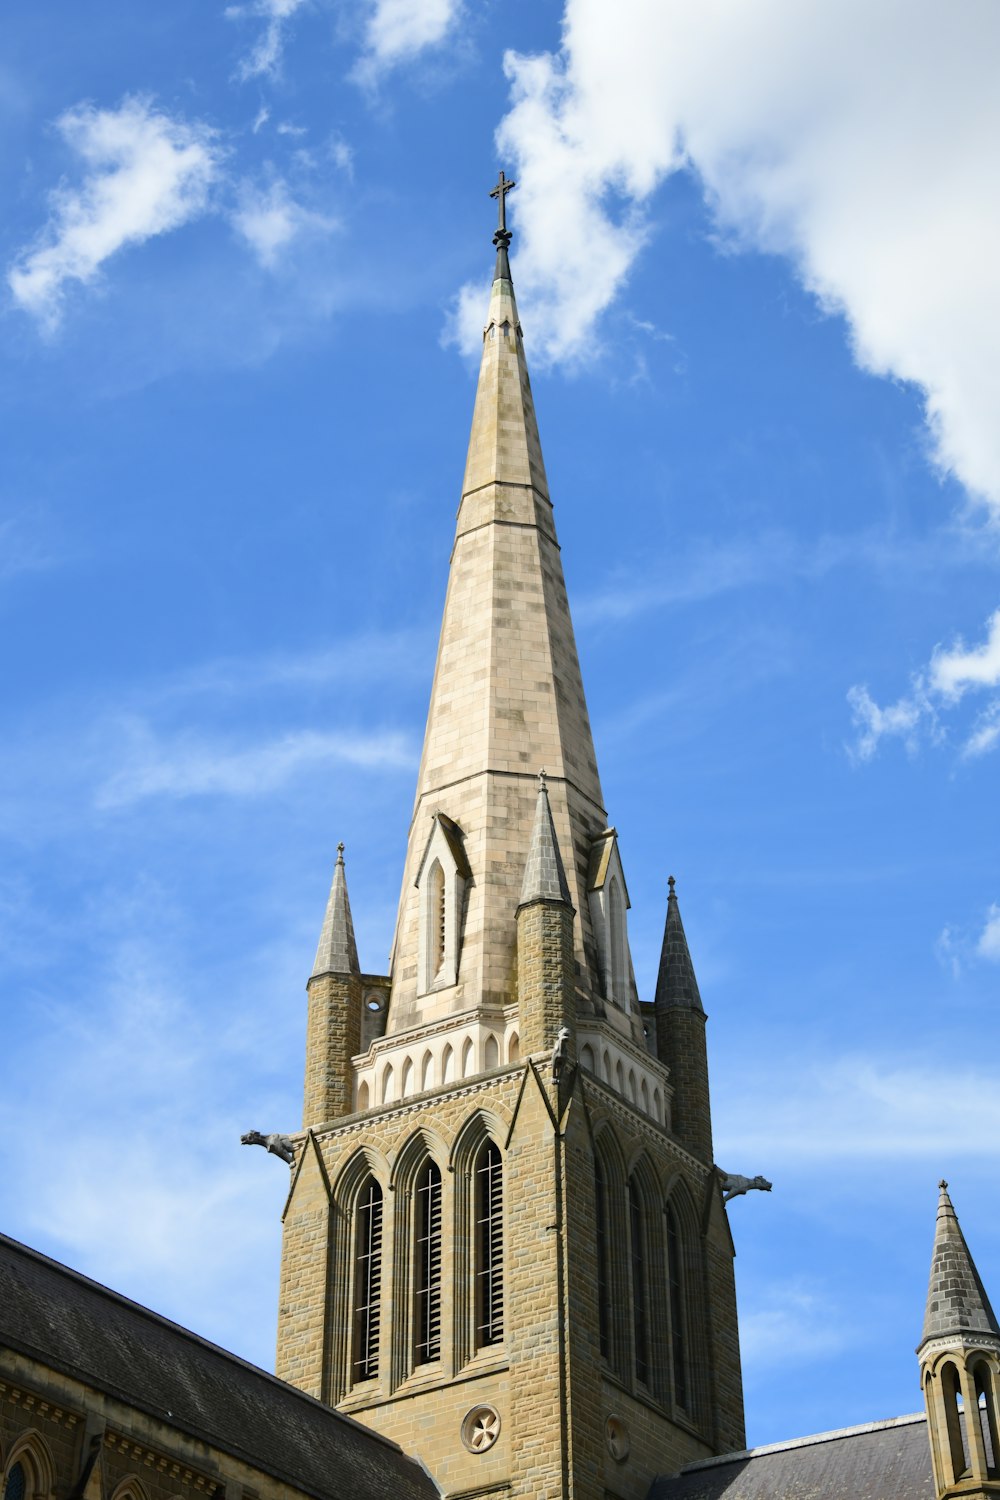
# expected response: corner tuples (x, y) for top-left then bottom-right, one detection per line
(921, 1180), (1000, 1347)
(519, 772), (573, 908)
(311, 844), (360, 980)
(655, 875), (703, 1013)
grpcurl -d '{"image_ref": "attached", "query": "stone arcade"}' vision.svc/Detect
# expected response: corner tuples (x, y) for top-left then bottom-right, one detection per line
(2, 182), (999, 1500)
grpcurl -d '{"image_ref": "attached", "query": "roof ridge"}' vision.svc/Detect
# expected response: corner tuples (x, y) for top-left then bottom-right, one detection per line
(679, 1412), (927, 1472)
(0, 1231), (412, 1459)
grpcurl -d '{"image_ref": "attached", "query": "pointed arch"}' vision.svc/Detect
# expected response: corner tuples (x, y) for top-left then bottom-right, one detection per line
(592, 1121), (628, 1376)
(357, 1078), (370, 1112)
(390, 1126), (448, 1193)
(400, 1056), (414, 1097)
(665, 1176), (709, 1422)
(627, 1067), (637, 1103)
(942, 1360), (971, 1481)
(4, 1433), (54, 1500)
(451, 1107), (507, 1368)
(973, 1359), (999, 1474)
(626, 1154), (660, 1389)
(462, 1036), (476, 1078)
(442, 1043), (455, 1084)
(381, 1062), (395, 1104)
(333, 1143), (390, 1211)
(484, 1033), (499, 1071)
(608, 875), (626, 1001)
(579, 1043), (595, 1073)
(507, 1031), (520, 1064)
(603, 1049), (612, 1083)
(110, 1482), (150, 1500)
(420, 1048), (434, 1091)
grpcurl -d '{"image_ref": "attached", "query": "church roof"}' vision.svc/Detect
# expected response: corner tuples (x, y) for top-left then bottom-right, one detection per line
(648, 1413), (934, 1500)
(921, 1179), (1000, 1347)
(0, 1233), (438, 1500)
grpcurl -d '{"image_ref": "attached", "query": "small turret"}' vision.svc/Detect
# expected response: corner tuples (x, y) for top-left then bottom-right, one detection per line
(653, 877), (713, 1163)
(919, 1181), (1000, 1498)
(516, 771), (576, 1060)
(303, 844), (362, 1127)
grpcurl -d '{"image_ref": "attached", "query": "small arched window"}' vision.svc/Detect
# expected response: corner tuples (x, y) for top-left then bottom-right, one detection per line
(974, 1362), (999, 1475)
(462, 1037), (475, 1078)
(421, 1049), (434, 1091)
(4, 1465), (26, 1500)
(430, 860), (446, 979)
(595, 1156), (610, 1361)
(580, 1044), (595, 1072)
(629, 1177), (649, 1384)
(442, 1044), (455, 1083)
(414, 1160), (443, 1365)
(666, 1205), (689, 1411)
(357, 1079), (370, 1111)
(608, 876), (625, 1001)
(943, 1361), (970, 1481)
(484, 1034), (499, 1070)
(475, 1141), (504, 1348)
(352, 1176), (383, 1382)
(381, 1064), (395, 1104)
(507, 1032), (520, 1064)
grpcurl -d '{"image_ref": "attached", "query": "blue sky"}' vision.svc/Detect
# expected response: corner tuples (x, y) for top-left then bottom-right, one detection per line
(3, 0), (1000, 1454)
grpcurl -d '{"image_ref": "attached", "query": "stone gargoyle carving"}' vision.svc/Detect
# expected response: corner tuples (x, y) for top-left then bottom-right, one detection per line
(720, 1172), (772, 1203)
(241, 1130), (296, 1166)
(551, 1026), (571, 1084)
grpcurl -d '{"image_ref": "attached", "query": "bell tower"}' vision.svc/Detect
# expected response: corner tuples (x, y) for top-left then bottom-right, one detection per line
(274, 176), (745, 1500)
(919, 1182), (1000, 1499)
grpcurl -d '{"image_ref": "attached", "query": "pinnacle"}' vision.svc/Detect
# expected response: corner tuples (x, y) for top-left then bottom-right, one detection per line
(310, 843), (360, 980)
(654, 876), (704, 1013)
(921, 1181), (1000, 1348)
(519, 772), (573, 908)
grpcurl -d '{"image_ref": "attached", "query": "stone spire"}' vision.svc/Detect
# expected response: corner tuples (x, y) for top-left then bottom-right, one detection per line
(921, 1181), (1000, 1348)
(311, 843), (359, 980)
(519, 773), (572, 908)
(386, 174), (617, 1033)
(654, 875), (704, 1014)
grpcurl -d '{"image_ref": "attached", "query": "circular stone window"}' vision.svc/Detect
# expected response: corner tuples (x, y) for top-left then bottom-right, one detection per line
(365, 994), (385, 1013)
(461, 1404), (501, 1454)
(605, 1415), (630, 1462)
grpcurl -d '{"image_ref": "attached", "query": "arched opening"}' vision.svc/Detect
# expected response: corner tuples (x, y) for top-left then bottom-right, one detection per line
(381, 1063), (395, 1104)
(430, 860), (446, 979)
(474, 1140), (503, 1348)
(594, 1154), (610, 1361)
(628, 1068), (637, 1103)
(352, 1176), (383, 1383)
(414, 1159), (442, 1366)
(442, 1044), (455, 1083)
(507, 1032), (520, 1063)
(974, 1362), (999, 1475)
(3, 1464), (27, 1500)
(608, 876), (625, 1002)
(357, 1079), (370, 1112)
(943, 1361), (970, 1481)
(484, 1034), (499, 1071)
(603, 1050), (612, 1082)
(420, 1049), (434, 1091)
(629, 1176), (649, 1384)
(652, 1086), (662, 1123)
(462, 1036), (475, 1078)
(640, 1078), (649, 1113)
(579, 1044), (595, 1073)
(666, 1204), (689, 1412)
(400, 1056), (414, 1097)
(616, 1060), (625, 1094)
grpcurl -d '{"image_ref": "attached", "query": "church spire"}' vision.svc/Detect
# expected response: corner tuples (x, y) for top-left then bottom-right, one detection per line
(311, 843), (359, 980)
(519, 771), (572, 908)
(654, 875), (704, 1014)
(653, 876), (713, 1163)
(385, 174), (630, 1037)
(921, 1181), (1000, 1348)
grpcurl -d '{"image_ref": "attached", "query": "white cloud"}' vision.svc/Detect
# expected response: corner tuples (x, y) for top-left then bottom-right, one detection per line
(478, 0), (1000, 513)
(95, 719), (415, 808)
(8, 97), (219, 327)
(227, 0), (306, 82)
(354, 0), (463, 84)
(977, 905), (1000, 963)
(739, 1280), (852, 1368)
(849, 607), (1000, 763)
(232, 177), (335, 268)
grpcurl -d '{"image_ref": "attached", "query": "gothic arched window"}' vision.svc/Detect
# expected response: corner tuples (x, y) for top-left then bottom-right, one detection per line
(352, 1176), (383, 1382)
(974, 1361), (1000, 1475)
(430, 860), (446, 979)
(3, 1465), (26, 1500)
(629, 1176), (649, 1384)
(475, 1141), (504, 1348)
(666, 1204), (689, 1411)
(942, 1361), (970, 1481)
(414, 1160), (442, 1365)
(595, 1156), (610, 1362)
(608, 876), (625, 1002)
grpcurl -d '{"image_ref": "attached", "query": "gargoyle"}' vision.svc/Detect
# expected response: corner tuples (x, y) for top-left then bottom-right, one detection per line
(720, 1172), (772, 1203)
(241, 1130), (296, 1166)
(551, 1026), (571, 1084)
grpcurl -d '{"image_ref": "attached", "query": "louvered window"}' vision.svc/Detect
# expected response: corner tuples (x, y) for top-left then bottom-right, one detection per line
(629, 1177), (649, 1383)
(595, 1157), (610, 1361)
(414, 1160), (442, 1364)
(667, 1206), (688, 1409)
(431, 861), (446, 978)
(4, 1465), (26, 1500)
(352, 1177), (383, 1381)
(475, 1141), (503, 1347)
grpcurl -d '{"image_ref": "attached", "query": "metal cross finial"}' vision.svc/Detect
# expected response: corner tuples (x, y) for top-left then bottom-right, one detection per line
(490, 169), (516, 237)
(538, 767), (548, 790)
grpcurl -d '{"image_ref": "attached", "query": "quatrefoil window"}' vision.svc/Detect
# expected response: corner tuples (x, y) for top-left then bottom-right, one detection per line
(461, 1404), (501, 1453)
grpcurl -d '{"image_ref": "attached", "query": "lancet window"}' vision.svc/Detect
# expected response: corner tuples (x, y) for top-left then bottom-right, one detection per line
(666, 1204), (689, 1411)
(475, 1140), (504, 1348)
(629, 1176), (649, 1384)
(595, 1155), (611, 1361)
(352, 1176), (383, 1382)
(414, 1160), (443, 1365)
(3, 1466), (26, 1500)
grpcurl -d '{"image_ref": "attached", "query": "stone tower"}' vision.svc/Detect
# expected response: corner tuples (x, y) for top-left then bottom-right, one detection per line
(919, 1182), (1000, 1498)
(275, 179), (745, 1500)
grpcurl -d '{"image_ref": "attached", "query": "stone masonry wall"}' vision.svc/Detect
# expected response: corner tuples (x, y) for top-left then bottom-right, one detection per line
(303, 972), (362, 1129)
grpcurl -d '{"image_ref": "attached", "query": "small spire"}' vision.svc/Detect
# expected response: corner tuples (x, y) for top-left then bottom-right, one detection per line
(519, 771), (572, 907)
(654, 875), (704, 1012)
(921, 1180), (1000, 1346)
(311, 842), (360, 980)
(489, 168), (516, 281)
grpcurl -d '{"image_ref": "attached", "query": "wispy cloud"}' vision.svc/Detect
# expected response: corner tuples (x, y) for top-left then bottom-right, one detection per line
(848, 606), (1000, 763)
(977, 905), (1000, 962)
(227, 0), (307, 83)
(232, 176), (336, 269)
(469, 0), (1000, 519)
(95, 719), (416, 809)
(353, 0), (464, 85)
(740, 1280), (853, 1368)
(8, 97), (220, 328)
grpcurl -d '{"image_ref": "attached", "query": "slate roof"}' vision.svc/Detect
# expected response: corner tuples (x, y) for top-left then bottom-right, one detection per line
(0, 1233), (438, 1500)
(648, 1413), (934, 1500)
